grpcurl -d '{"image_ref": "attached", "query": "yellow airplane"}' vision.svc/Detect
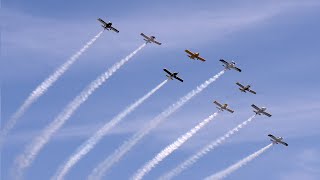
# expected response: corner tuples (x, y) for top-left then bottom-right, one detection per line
(185, 50), (206, 62)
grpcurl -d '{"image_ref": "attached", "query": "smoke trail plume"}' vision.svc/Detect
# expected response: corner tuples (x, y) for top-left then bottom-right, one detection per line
(12, 43), (147, 180)
(0, 31), (104, 147)
(204, 143), (273, 180)
(159, 115), (257, 180)
(53, 80), (168, 180)
(132, 112), (220, 180)
(89, 70), (226, 180)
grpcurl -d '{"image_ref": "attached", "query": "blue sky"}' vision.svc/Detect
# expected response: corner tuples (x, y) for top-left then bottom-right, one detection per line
(2, 0), (320, 179)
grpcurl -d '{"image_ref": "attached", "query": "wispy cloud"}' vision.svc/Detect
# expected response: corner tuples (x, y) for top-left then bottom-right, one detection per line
(279, 148), (320, 180)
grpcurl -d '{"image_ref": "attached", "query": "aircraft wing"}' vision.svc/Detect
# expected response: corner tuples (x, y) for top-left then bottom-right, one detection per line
(153, 40), (162, 45)
(226, 108), (234, 113)
(219, 59), (228, 65)
(251, 104), (260, 111)
(197, 56), (206, 62)
(233, 67), (242, 72)
(174, 76), (183, 82)
(214, 101), (223, 108)
(262, 111), (272, 117)
(268, 134), (277, 140)
(279, 141), (288, 146)
(98, 18), (107, 25)
(110, 27), (119, 33)
(236, 82), (245, 88)
(248, 89), (257, 94)
(185, 50), (194, 56)
(163, 68), (172, 76)
(140, 33), (150, 40)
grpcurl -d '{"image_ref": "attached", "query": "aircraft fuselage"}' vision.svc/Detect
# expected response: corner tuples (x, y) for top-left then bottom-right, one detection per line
(254, 107), (267, 115)
(102, 23), (112, 29)
(166, 73), (178, 80)
(144, 36), (155, 43)
(217, 104), (228, 111)
(240, 85), (251, 92)
(270, 137), (283, 144)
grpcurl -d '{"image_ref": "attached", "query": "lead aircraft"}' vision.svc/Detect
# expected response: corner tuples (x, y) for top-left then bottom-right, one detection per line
(97, 18), (119, 33)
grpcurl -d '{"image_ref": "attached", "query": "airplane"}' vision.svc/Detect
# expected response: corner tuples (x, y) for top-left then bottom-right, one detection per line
(97, 18), (119, 33)
(163, 68), (183, 82)
(185, 50), (206, 62)
(251, 104), (272, 117)
(214, 101), (234, 113)
(236, 82), (256, 94)
(219, 59), (241, 72)
(140, 33), (161, 45)
(268, 134), (288, 146)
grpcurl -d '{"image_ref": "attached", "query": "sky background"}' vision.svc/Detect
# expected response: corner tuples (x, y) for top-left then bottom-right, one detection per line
(1, 0), (320, 179)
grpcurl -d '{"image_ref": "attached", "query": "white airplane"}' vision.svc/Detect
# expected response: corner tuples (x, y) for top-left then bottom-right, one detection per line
(140, 33), (162, 45)
(251, 104), (272, 117)
(214, 101), (234, 113)
(219, 59), (241, 72)
(236, 82), (256, 94)
(163, 68), (183, 82)
(97, 18), (119, 33)
(268, 134), (288, 146)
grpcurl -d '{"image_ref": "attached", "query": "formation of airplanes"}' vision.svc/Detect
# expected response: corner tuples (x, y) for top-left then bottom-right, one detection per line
(98, 17), (288, 148)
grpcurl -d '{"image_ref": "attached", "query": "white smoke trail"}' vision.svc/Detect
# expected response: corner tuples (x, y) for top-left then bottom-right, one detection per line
(204, 143), (273, 180)
(12, 43), (147, 180)
(53, 79), (168, 180)
(159, 115), (257, 180)
(132, 112), (220, 180)
(89, 70), (226, 180)
(0, 31), (104, 147)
